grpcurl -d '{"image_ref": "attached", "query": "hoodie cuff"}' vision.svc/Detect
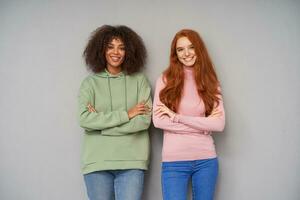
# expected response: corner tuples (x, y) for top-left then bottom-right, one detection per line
(120, 111), (130, 123)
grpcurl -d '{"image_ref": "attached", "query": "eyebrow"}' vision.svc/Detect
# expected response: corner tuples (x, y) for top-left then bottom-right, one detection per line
(176, 44), (193, 49)
(108, 43), (125, 47)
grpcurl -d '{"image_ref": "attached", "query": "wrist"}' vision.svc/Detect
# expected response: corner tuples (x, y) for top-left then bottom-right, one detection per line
(171, 113), (179, 123)
(127, 112), (132, 119)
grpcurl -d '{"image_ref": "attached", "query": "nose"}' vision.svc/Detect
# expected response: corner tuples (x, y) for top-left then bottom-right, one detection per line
(113, 47), (119, 54)
(184, 48), (190, 56)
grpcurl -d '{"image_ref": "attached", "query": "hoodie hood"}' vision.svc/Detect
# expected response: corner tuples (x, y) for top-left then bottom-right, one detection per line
(96, 69), (125, 78)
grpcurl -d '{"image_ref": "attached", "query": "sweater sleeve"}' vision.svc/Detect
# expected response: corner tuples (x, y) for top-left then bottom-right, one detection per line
(173, 92), (225, 132)
(152, 75), (206, 134)
(101, 75), (152, 136)
(78, 79), (129, 132)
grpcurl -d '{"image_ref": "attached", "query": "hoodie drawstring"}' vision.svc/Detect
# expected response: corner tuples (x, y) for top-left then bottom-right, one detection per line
(124, 75), (127, 111)
(106, 74), (127, 112)
(107, 77), (113, 111)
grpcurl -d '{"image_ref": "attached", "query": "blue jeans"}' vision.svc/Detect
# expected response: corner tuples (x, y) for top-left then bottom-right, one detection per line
(161, 158), (218, 200)
(84, 169), (144, 200)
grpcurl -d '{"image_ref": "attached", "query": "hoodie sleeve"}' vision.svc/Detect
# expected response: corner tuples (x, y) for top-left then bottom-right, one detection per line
(152, 75), (207, 134)
(78, 78), (129, 131)
(101, 75), (152, 136)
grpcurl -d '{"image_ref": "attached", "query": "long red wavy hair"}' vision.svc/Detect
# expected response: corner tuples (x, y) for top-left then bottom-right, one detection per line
(159, 29), (220, 116)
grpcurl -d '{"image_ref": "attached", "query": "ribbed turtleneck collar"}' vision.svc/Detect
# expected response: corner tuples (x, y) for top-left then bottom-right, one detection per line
(183, 66), (194, 79)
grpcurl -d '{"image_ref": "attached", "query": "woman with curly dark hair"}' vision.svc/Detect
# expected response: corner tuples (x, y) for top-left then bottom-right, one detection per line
(153, 29), (225, 200)
(78, 25), (152, 200)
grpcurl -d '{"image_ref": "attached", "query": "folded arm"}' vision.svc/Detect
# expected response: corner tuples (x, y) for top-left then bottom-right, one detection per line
(173, 94), (225, 132)
(152, 76), (207, 134)
(101, 75), (152, 136)
(78, 79), (129, 132)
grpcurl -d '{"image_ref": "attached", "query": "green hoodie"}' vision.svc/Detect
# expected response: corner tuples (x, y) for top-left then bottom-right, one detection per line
(78, 70), (152, 174)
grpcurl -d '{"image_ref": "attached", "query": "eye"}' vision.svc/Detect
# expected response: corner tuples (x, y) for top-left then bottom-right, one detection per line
(189, 45), (194, 49)
(176, 48), (183, 52)
(107, 45), (114, 49)
(119, 46), (125, 51)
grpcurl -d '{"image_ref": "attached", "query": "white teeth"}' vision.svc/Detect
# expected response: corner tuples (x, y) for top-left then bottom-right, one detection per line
(184, 57), (193, 61)
(111, 56), (121, 62)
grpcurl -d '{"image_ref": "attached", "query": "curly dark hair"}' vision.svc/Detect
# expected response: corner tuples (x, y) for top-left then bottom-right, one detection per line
(83, 25), (147, 74)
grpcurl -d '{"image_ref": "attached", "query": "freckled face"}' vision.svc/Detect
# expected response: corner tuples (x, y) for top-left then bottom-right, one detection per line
(176, 37), (197, 67)
(105, 38), (125, 72)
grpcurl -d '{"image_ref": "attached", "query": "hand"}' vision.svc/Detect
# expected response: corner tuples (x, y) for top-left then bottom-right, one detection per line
(127, 101), (151, 119)
(209, 107), (222, 117)
(154, 104), (175, 119)
(87, 103), (97, 113)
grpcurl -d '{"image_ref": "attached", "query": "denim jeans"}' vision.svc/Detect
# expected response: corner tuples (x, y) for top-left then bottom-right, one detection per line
(84, 169), (144, 200)
(161, 158), (218, 200)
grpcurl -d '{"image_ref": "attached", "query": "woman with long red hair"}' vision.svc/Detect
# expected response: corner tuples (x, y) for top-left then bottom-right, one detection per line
(153, 29), (225, 200)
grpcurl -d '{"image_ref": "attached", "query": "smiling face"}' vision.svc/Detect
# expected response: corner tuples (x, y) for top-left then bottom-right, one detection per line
(105, 38), (125, 74)
(176, 36), (197, 67)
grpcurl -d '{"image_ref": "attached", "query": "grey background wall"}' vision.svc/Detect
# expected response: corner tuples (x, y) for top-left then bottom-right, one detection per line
(1, 0), (300, 199)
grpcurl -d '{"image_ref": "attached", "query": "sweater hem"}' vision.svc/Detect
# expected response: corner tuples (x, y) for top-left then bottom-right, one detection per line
(82, 161), (148, 175)
(162, 154), (217, 162)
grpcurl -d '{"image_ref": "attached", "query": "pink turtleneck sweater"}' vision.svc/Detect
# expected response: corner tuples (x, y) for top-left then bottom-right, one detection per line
(153, 67), (225, 162)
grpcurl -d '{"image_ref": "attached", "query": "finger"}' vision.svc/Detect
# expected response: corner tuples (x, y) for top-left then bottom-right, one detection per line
(154, 109), (162, 116)
(90, 107), (97, 112)
(143, 106), (150, 112)
(145, 106), (152, 112)
(156, 109), (167, 116)
(154, 109), (163, 116)
(141, 110), (149, 114)
(144, 105), (151, 110)
(138, 105), (150, 111)
(161, 104), (169, 109)
(134, 105), (144, 111)
(214, 113), (222, 117)
(137, 104), (146, 109)
(154, 110), (163, 116)
(212, 109), (221, 115)
(210, 113), (221, 117)
(154, 108), (163, 114)
(157, 112), (165, 118)
(134, 111), (143, 115)
(211, 108), (221, 114)
(156, 104), (164, 109)
(141, 108), (151, 114)
(138, 108), (147, 112)
(87, 104), (97, 112)
(211, 110), (220, 116)
(136, 110), (147, 115)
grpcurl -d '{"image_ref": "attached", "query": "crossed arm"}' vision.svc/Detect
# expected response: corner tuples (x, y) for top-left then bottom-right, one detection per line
(78, 76), (152, 136)
(152, 76), (225, 134)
